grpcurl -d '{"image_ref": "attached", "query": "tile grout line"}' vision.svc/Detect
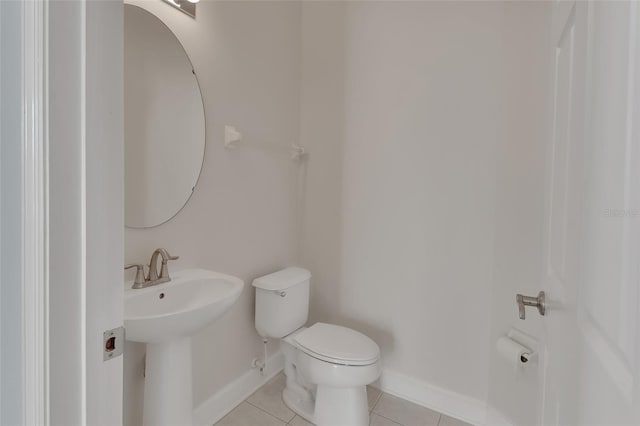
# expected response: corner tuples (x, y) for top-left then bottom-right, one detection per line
(370, 411), (404, 426)
(212, 406), (234, 426)
(370, 389), (383, 412)
(220, 382), (449, 426)
(244, 399), (295, 424)
(372, 409), (442, 426)
(370, 393), (403, 426)
(371, 392), (443, 426)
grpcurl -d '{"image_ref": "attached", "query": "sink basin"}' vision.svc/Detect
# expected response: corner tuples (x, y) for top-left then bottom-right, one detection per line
(125, 268), (244, 343)
(124, 268), (244, 426)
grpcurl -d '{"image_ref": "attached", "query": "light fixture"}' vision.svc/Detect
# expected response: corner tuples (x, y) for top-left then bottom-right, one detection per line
(161, 0), (197, 18)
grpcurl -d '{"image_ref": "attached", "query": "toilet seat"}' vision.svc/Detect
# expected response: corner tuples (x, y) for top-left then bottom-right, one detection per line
(293, 323), (380, 366)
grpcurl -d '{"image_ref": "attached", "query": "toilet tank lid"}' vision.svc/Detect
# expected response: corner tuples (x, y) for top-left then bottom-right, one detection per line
(252, 267), (311, 291)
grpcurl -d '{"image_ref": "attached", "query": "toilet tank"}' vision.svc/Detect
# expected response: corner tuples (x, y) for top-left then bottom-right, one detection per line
(253, 267), (311, 339)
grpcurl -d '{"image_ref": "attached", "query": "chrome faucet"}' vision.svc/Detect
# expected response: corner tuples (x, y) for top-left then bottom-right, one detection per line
(148, 248), (179, 283)
(124, 248), (179, 289)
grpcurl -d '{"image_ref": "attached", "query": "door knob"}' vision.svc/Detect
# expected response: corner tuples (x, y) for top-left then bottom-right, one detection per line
(516, 291), (546, 320)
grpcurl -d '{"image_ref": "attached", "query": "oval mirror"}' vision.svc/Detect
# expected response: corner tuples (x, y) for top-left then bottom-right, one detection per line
(124, 4), (205, 228)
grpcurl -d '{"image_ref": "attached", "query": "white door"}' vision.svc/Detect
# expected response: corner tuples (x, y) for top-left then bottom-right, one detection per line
(540, 1), (640, 425)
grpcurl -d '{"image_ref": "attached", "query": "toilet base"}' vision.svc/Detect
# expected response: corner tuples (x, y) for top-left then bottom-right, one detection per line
(283, 383), (370, 426)
(282, 386), (315, 423)
(280, 326), (379, 426)
(315, 384), (369, 426)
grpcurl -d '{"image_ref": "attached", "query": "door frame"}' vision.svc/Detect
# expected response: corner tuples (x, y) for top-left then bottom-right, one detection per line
(22, 0), (49, 424)
(19, 0), (125, 425)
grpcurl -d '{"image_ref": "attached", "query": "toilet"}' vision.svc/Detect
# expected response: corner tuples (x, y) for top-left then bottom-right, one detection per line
(253, 267), (381, 426)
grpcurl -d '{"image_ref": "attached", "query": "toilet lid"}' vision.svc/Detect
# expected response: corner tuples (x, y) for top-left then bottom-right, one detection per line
(294, 323), (380, 366)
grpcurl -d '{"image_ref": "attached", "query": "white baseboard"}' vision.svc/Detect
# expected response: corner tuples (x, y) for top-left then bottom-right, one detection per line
(193, 351), (285, 426)
(193, 357), (513, 426)
(376, 369), (490, 426)
(484, 404), (515, 426)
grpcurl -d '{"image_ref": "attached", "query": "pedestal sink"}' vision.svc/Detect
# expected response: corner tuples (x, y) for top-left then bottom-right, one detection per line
(125, 268), (244, 426)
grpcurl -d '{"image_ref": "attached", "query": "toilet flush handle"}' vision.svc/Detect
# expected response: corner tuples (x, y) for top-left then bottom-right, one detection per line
(274, 290), (286, 297)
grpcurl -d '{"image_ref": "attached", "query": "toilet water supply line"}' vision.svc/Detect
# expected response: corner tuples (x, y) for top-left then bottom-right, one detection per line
(252, 338), (268, 376)
(291, 144), (307, 160)
(262, 338), (268, 375)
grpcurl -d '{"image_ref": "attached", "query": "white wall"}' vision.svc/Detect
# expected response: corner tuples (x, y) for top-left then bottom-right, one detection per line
(123, 1), (301, 425)
(486, 3), (551, 425)
(121, 2), (553, 424)
(299, 1), (346, 328)
(300, 3), (556, 423)
(300, 0), (505, 414)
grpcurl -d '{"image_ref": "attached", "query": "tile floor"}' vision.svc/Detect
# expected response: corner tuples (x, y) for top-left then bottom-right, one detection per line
(214, 372), (472, 426)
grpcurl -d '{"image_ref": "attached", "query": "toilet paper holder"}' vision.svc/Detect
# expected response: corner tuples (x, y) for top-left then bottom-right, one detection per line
(507, 328), (538, 364)
(519, 348), (536, 363)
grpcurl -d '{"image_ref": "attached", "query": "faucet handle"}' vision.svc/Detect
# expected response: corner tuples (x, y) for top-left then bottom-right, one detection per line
(125, 264), (146, 288)
(158, 251), (179, 279)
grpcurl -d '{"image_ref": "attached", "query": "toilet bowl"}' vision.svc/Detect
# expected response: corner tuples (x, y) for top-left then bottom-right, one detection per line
(253, 268), (381, 426)
(281, 324), (381, 426)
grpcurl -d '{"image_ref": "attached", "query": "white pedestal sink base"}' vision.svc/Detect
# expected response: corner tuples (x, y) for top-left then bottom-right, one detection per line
(143, 337), (193, 426)
(125, 269), (244, 426)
